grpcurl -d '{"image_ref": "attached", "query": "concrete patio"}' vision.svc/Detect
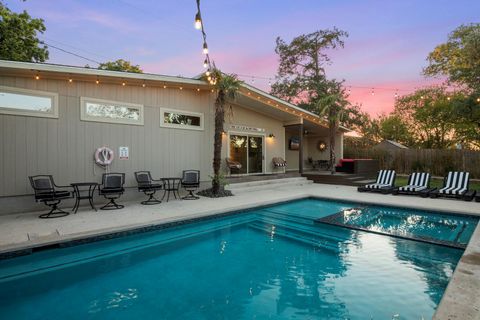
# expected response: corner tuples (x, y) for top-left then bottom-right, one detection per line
(0, 182), (479, 320)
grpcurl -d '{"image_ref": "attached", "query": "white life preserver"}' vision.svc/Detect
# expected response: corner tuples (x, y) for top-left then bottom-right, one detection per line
(95, 147), (114, 166)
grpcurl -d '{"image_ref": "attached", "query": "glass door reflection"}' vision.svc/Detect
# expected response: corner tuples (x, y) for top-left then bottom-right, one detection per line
(248, 136), (263, 174)
(229, 135), (248, 174)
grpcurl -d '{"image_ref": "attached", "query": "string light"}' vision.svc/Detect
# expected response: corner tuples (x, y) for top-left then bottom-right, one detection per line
(95, 79), (100, 85)
(122, 82), (126, 86)
(202, 43), (208, 54)
(371, 88), (375, 96)
(477, 98), (480, 102)
(179, 86), (183, 90)
(142, 83), (146, 88)
(35, 74), (40, 80)
(203, 59), (208, 68)
(163, 85), (167, 89)
(68, 78), (73, 83)
(194, 12), (202, 30)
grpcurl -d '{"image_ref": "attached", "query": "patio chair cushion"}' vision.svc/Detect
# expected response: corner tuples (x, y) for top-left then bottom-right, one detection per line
(398, 172), (430, 192)
(100, 187), (125, 194)
(439, 171), (469, 195)
(438, 171), (470, 195)
(36, 190), (71, 200)
(365, 170), (395, 189)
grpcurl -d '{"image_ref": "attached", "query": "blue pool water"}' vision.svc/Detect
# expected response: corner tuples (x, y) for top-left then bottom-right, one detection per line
(0, 198), (477, 319)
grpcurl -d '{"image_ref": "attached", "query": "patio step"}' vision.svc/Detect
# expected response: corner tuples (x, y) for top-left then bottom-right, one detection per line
(226, 177), (312, 193)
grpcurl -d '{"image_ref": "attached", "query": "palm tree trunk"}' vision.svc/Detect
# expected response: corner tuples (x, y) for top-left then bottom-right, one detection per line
(329, 122), (336, 174)
(212, 91), (225, 193)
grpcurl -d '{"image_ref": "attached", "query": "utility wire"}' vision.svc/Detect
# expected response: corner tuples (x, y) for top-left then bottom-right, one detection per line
(40, 41), (102, 65)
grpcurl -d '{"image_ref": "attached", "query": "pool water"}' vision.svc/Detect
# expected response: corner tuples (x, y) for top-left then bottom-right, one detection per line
(0, 198), (477, 320)
(318, 204), (478, 248)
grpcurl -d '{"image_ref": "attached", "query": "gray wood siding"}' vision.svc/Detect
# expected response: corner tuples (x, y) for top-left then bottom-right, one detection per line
(0, 76), (215, 196)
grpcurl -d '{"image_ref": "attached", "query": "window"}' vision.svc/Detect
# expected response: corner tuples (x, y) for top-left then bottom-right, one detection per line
(160, 107), (204, 131)
(0, 86), (58, 118)
(80, 97), (144, 125)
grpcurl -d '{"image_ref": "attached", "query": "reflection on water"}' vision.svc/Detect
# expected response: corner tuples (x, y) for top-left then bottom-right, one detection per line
(330, 206), (478, 247)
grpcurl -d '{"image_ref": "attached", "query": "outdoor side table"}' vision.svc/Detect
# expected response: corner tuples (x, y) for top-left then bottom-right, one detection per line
(71, 182), (99, 213)
(161, 178), (182, 202)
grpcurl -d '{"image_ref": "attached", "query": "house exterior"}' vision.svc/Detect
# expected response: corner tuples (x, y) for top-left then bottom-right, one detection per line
(0, 60), (345, 212)
(374, 140), (409, 152)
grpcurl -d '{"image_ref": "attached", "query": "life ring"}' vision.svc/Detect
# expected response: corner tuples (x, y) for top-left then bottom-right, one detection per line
(95, 147), (114, 166)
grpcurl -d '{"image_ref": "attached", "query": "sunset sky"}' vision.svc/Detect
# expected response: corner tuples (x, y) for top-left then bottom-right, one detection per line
(6, 0), (480, 116)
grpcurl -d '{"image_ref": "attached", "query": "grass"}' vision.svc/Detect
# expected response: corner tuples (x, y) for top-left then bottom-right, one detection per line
(395, 176), (480, 191)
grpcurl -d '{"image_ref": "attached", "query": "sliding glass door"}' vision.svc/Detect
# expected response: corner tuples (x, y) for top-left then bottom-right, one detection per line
(229, 134), (264, 174)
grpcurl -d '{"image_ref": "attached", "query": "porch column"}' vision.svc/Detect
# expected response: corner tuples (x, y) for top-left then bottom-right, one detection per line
(299, 123), (304, 174)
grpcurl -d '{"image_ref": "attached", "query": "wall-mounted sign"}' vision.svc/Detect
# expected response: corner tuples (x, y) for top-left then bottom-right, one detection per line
(119, 146), (129, 160)
(229, 124), (265, 133)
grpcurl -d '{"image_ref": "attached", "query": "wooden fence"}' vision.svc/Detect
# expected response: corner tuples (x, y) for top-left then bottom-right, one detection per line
(344, 148), (480, 178)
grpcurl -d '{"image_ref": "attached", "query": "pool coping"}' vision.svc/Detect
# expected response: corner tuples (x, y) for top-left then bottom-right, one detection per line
(0, 186), (479, 319)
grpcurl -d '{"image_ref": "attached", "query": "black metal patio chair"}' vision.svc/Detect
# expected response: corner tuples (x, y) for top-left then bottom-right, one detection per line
(99, 173), (125, 210)
(181, 170), (200, 200)
(134, 171), (164, 205)
(29, 175), (72, 219)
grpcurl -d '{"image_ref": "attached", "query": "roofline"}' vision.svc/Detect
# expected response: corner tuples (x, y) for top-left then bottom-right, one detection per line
(0, 60), (350, 132)
(0, 60), (206, 86)
(240, 83), (349, 132)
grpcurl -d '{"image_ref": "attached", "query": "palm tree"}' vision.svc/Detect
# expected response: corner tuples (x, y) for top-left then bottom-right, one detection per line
(209, 69), (242, 194)
(316, 81), (349, 174)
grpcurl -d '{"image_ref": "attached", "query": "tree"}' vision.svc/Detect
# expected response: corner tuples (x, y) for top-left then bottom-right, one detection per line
(316, 80), (350, 173)
(97, 59), (143, 73)
(270, 28), (351, 173)
(377, 114), (412, 146)
(424, 24), (480, 149)
(424, 23), (480, 92)
(0, 3), (48, 62)
(394, 87), (456, 149)
(208, 69), (242, 194)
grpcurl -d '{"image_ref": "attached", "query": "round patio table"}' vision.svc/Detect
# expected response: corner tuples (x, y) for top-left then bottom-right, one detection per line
(161, 177), (182, 202)
(71, 182), (99, 213)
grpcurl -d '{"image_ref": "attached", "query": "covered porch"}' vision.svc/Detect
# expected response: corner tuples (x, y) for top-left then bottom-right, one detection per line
(284, 119), (345, 174)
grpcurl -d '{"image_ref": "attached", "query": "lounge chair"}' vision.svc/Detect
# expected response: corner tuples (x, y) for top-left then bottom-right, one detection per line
(29, 175), (72, 218)
(226, 158), (242, 174)
(99, 173), (125, 210)
(181, 170), (200, 200)
(358, 170), (396, 194)
(135, 171), (163, 205)
(272, 157), (287, 169)
(392, 172), (432, 196)
(430, 171), (476, 201)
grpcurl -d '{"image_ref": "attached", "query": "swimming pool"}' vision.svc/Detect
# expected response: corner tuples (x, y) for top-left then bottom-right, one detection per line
(0, 198), (477, 319)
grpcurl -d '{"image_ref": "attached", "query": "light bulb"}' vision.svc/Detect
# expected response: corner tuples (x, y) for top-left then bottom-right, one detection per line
(194, 13), (202, 30)
(205, 71), (210, 76)
(96, 80), (100, 85)
(477, 98), (480, 102)
(35, 75), (40, 80)
(142, 83), (146, 88)
(203, 43), (208, 54)
(179, 87), (183, 90)
(203, 59), (208, 68)
(122, 82), (126, 86)
(163, 85), (167, 89)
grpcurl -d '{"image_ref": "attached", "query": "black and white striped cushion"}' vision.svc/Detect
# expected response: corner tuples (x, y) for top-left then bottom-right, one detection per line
(399, 172), (430, 192)
(365, 170), (396, 189)
(439, 171), (469, 195)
